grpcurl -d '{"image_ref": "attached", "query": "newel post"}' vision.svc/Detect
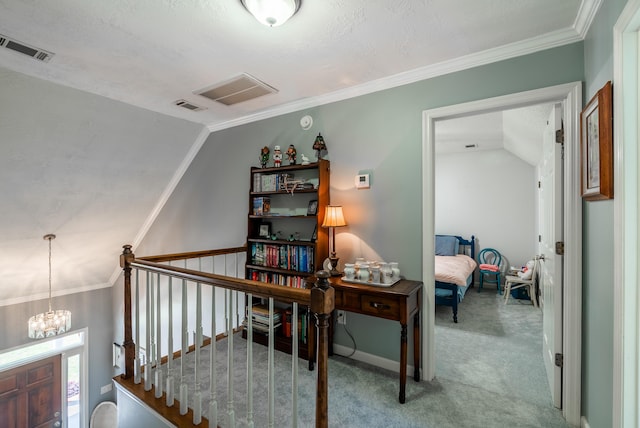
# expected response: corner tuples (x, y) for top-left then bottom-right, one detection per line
(120, 244), (135, 379)
(310, 271), (335, 428)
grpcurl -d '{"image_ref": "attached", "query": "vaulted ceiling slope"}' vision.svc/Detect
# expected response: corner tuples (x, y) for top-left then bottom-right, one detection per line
(0, 1), (596, 304)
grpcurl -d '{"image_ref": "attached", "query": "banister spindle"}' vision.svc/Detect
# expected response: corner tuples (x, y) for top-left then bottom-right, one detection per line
(193, 260), (203, 424)
(246, 293), (254, 428)
(155, 273), (163, 398)
(227, 289), (236, 427)
(268, 297), (275, 428)
(166, 273), (174, 407)
(144, 271), (152, 392)
(179, 276), (188, 415)
(209, 271), (218, 427)
(291, 302), (299, 428)
(134, 268), (141, 384)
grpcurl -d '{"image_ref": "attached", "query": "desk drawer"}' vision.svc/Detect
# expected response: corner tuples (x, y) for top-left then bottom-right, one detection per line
(361, 295), (400, 318)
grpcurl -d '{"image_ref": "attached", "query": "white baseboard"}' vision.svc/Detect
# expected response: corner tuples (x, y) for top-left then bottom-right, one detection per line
(332, 344), (418, 378)
(580, 416), (590, 428)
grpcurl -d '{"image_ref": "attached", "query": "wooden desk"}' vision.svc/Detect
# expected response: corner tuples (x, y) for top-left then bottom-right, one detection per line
(326, 277), (422, 403)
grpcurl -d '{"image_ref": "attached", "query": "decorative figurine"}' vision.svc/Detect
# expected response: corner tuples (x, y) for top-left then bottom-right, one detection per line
(312, 133), (327, 160)
(260, 146), (270, 168)
(273, 145), (282, 167)
(300, 154), (310, 165)
(286, 144), (297, 165)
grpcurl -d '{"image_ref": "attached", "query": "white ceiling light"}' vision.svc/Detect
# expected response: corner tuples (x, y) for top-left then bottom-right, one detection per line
(241, 0), (300, 27)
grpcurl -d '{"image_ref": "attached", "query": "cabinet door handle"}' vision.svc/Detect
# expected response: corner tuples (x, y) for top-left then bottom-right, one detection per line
(370, 302), (390, 310)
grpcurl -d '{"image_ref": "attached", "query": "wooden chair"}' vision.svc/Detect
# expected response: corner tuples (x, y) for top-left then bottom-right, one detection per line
(477, 248), (502, 293)
(504, 257), (539, 307)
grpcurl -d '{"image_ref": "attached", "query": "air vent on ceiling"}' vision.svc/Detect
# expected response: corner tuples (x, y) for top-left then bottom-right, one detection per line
(173, 99), (207, 112)
(0, 34), (54, 62)
(195, 73), (278, 106)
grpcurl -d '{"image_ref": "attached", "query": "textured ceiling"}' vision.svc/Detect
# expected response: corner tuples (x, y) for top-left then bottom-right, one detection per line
(0, 0), (587, 129)
(0, 1), (595, 305)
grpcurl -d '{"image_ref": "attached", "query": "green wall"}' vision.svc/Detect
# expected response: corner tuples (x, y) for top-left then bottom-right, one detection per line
(140, 42), (584, 363)
(0, 288), (116, 420)
(581, 1), (627, 427)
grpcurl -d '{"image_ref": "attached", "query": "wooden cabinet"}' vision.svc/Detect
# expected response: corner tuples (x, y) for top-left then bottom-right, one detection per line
(243, 159), (330, 360)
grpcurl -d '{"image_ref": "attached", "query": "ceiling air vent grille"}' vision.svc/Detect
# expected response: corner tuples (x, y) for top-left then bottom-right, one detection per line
(173, 99), (207, 112)
(195, 73), (277, 106)
(0, 34), (54, 62)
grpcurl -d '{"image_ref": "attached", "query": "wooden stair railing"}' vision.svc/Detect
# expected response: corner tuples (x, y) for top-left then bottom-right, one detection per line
(116, 245), (334, 428)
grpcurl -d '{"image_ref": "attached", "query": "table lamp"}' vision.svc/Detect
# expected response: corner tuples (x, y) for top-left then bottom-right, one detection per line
(321, 205), (347, 276)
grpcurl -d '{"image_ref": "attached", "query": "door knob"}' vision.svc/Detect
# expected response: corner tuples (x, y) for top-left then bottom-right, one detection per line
(54, 422), (61, 427)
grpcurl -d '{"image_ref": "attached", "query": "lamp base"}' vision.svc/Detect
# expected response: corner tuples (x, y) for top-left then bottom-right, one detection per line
(328, 256), (341, 277)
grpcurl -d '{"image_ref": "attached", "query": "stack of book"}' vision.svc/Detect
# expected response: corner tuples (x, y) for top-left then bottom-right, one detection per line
(243, 304), (282, 334)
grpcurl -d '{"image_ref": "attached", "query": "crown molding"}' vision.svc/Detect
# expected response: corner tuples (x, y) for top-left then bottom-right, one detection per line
(574, 0), (603, 38)
(207, 24), (588, 133)
(0, 281), (112, 308)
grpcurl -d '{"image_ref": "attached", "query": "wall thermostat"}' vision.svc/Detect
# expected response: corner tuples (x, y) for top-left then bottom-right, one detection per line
(355, 174), (370, 189)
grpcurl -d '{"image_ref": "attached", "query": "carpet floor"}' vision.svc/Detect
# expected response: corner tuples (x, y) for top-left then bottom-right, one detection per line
(164, 286), (568, 427)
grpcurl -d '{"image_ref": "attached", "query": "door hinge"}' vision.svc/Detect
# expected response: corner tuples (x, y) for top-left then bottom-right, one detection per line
(555, 353), (563, 368)
(538, 181), (541, 189)
(555, 129), (564, 144)
(538, 235), (541, 243)
(555, 241), (565, 256)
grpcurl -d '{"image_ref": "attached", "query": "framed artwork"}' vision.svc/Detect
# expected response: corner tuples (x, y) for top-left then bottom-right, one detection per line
(311, 224), (317, 242)
(307, 199), (318, 216)
(581, 81), (613, 200)
(258, 222), (271, 238)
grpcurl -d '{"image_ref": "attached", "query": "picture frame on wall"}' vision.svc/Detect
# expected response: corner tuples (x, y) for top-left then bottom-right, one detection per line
(580, 80), (613, 200)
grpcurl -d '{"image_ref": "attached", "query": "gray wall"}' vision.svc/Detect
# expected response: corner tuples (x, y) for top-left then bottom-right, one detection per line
(435, 149), (537, 269)
(581, 1), (627, 427)
(137, 42), (584, 364)
(0, 288), (116, 417)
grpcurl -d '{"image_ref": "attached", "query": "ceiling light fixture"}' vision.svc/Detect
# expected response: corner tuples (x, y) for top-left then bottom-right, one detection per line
(241, 0), (301, 27)
(28, 234), (71, 339)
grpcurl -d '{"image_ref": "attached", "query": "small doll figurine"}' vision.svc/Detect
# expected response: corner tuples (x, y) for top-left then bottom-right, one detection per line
(286, 144), (297, 165)
(312, 133), (327, 160)
(260, 146), (270, 168)
(273, 145), (282, 167)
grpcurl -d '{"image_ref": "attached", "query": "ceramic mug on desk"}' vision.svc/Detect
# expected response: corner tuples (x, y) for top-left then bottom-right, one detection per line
(380, 262), (393, 284)
(358, 263), (370, 281)
(370, 266), (381, 283)
(344, 263), (356, 280)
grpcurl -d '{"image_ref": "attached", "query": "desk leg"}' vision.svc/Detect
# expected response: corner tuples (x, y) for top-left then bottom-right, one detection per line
(413, 312), (420, 381)
(399, 323), (407, 404)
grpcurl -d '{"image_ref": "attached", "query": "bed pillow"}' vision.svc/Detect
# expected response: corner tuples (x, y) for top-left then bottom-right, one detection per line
(435, 235), (458, 256)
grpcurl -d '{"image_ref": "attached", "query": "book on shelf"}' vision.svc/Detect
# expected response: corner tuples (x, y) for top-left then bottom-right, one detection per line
(252, 197), (271, 215)
(250, 243), (314, 273)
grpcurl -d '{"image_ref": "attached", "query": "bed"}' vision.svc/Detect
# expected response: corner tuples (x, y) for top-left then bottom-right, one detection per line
(434, 235), (476, 323)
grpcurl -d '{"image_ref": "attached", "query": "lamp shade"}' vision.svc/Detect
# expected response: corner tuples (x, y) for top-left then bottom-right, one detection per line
(241, 0), (300, 27)
(321, 205), (346, 228)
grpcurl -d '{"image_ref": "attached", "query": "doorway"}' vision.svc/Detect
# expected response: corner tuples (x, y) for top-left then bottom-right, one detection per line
(422, 82), (583, 426)
(612, 1), (640, 425)
(0, 329), (88, 427)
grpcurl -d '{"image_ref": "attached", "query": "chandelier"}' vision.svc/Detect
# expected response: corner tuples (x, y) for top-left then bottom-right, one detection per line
(28, 234), (71, 339)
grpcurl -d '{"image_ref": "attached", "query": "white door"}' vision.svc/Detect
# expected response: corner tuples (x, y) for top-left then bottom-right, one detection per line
(539, 104), (563, 408)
